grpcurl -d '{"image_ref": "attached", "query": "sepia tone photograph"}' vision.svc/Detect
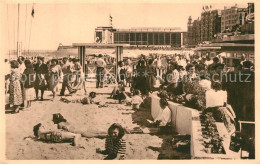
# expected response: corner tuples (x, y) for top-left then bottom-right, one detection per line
(0, 0), (257, 161)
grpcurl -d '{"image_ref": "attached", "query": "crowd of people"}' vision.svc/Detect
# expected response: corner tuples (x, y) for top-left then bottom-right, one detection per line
(85, 51), (255, 123)
(86, 54), (116, 65)
(5, 52), (255, 122)
(136, 54), (254, 115)
(5, 56), (87, 113)
(111, 52), (254, 125)
(4, 51), (255, 159)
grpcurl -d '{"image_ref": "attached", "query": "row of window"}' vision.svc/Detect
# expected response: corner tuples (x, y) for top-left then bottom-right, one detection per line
(222, 15), (238, 20)
(221, 9), (237, 15)
(222, 20), (238, 25)
(113, 32), (182, 46)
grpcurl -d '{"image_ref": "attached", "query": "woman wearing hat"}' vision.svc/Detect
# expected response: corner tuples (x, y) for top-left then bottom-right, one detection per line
(48, 59), (62, 100)
(9, 60), (23, 113)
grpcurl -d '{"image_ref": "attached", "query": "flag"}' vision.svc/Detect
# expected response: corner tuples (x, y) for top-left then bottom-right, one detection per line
(31, 7), (34, 18)
(203, 6), (205, 11)
(210, 5), (212, 9)
(109, 14), (112, 26)
(110, 15), (112, 22)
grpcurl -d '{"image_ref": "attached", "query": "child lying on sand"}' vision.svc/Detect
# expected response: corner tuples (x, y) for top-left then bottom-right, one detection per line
(60, 91), (96, 104)
(33, 123), (81, 146)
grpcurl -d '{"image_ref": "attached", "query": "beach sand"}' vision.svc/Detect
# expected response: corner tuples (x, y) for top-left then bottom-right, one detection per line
(5, 82), (190, 160)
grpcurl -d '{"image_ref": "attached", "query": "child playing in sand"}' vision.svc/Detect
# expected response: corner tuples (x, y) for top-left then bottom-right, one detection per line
(33, 123), (81, 146)
(131, 90), (143, 110)
(96, 123), (126, 160)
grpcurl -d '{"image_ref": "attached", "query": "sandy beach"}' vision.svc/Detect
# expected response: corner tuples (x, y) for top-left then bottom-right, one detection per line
(5, 82), (190, 160)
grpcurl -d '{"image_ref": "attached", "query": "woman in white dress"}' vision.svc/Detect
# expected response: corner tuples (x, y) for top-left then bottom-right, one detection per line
(48, 59), (62, 100)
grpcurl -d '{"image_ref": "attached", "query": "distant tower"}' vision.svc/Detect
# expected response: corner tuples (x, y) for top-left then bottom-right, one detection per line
(188, 16), (192, 26)
(187, 16), (193, 45)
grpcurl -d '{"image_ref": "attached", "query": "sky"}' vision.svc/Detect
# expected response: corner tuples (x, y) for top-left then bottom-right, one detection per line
(1, 1), (248, 51)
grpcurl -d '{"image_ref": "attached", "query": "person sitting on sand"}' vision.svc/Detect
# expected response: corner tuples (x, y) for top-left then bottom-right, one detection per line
(33, 123), (81, 146)
(96, 123), (126, 160)
(131, 90), (143, 110)
(110, 81), (128, 104)
(147, 98), (171, 127)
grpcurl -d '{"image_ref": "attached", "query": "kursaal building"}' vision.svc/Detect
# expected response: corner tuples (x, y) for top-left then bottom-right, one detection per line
(94, 26), (187, 48)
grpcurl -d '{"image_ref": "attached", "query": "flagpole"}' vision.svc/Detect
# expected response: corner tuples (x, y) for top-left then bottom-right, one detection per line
(24, 4), (27, 57)
(17, 3), (20, 58)
(28, 4), (34, 55)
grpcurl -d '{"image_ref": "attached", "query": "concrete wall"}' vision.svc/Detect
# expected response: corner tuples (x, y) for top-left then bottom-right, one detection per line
(151, 93), (241, 159)
(151, 93), (199, 135)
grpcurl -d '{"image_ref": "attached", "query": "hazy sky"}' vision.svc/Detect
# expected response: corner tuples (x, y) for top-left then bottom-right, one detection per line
(2, 2), (248, 51)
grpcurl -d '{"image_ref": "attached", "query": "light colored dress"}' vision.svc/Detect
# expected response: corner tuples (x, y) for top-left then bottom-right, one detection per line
(48, 64), (62, 91)
(9, 69), (23, 105)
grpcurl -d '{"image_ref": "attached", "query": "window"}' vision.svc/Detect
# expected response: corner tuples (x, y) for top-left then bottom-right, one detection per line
(136, 33), (141, 41)
(114, 33), (118, 44)
(159, 33), (165, 45)
(165, 33), (170, 45)
(142, 33), (147, 45)
(125, 33), (130, 44)
(130, 33), (135, 45)
(96, 32), (102, 43)
(148, 33), (153, 45)
(154, 33), (159, 45)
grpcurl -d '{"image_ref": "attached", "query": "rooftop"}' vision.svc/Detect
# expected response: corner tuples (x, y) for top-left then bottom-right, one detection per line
(115, 27), (185, 32)
(72, 43), (130, 47)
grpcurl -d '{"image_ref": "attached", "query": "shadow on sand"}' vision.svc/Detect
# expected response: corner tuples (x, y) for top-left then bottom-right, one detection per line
(131, 107), (191, 159)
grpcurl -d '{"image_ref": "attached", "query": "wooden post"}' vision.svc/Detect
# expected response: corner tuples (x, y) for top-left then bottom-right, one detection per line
(181, 32), (184, 47)
(78, 46), (86, 73)
(115, 46), (123, 80)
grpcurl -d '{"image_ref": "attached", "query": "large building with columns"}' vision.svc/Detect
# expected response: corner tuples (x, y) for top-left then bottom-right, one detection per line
(94, 27), (187, 48)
